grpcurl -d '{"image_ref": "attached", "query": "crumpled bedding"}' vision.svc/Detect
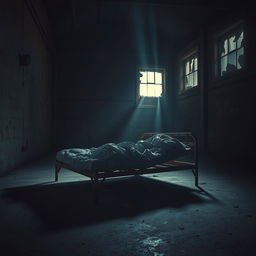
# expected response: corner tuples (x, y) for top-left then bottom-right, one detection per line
(56, 133), (191, 171)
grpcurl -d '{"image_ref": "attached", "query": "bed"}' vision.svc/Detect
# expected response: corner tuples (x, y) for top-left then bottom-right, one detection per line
(55, 132), (199, 201)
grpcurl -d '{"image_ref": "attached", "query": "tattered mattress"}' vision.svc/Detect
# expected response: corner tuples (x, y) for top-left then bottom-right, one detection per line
(56, 134), (190, 171)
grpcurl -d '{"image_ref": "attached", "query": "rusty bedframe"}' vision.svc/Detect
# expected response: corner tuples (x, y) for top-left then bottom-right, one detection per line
(54, 132), (199, 201)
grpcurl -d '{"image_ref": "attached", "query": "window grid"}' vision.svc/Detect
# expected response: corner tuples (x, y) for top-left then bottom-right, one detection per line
(183, 55), (198, 90)
(216, 28), (244, 77)
(139, 70), (163, 98)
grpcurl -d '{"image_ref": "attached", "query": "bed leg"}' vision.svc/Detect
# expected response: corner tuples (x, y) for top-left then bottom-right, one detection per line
(55, 165), (61, 182)
(194, 168), (199, 187)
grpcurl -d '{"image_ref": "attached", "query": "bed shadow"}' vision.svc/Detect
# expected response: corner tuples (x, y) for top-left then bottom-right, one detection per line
(2, 176), (214, 231)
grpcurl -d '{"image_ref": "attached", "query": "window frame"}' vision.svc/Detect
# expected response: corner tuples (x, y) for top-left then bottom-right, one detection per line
(136, 66), (166, 108)
(214, 21), (246, 79)
(180, 49), (199, 93)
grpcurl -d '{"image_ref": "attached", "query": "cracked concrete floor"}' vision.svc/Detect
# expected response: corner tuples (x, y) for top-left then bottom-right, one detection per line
(0, 155), (255, 256)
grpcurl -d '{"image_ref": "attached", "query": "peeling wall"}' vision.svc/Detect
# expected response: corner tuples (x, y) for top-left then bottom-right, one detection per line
(0, 0), (53, 175)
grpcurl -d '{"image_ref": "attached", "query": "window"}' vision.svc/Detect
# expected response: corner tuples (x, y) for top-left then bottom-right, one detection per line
(183, 54), (198, 90)
(138, 69), (164, 98)
(216, 25), (244, 77)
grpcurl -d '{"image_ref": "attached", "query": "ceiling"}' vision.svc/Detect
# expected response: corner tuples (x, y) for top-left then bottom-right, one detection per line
(44, 0), (246, 49)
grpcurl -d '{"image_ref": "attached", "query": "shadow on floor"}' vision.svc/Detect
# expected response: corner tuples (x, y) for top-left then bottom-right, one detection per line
(2, 176), (216, 231)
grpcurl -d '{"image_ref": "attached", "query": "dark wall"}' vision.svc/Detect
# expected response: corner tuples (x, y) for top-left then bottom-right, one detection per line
(174, 39), (201, 147)
(52, 1), (255, 155)
(175, 91), (201, 137)
(54, 4), (175, 149)
(207, 10), (256, 155)
(175, 7), (256, 156)
(0, 0), (53, 175)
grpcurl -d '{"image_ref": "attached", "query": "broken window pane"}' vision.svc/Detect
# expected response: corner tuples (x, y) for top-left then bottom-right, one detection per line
(147, 72), (154, 83)
(237, 47), (244, 69)
(185, 75), (188, 86)
(191, 73), (195, 86)
(185, 61), (190, 75)
(220, 56), (228, 76)
(190, 59), (194, 72)
(194, 71), (198, 86)
(217, 26), (245, 77)
(188, 74), (193, 86)
(139, 69), (163, 98)
(194, 57), (198, 70)
(183, 54), (198, 90)
(186, 74), (190, 86)
(227, 51), (236, 70)
(229, 35), (236, 52)
(237, 31), (244, 48)
(155, 72), (162, 84)
(220, 39), (228, 56)
(140, 72), (147, 83)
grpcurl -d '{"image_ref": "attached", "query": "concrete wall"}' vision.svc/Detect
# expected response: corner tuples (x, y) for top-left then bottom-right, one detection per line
(175, 91), (201, 137)
(0, 0), (53, 175)
(175, 9), (256, 156)
(174, 39), (202, 150)
(207, 12), (256, 155)
(54, 5), (175, 149)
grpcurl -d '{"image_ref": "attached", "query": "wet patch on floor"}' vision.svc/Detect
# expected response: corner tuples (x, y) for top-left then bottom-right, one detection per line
(141, 236), (167, 256)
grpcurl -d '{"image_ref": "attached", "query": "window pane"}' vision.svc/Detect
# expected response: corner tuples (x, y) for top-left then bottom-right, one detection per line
(188, 74), (193, 87)
(237, 31), (244, 48)
(185, 75), (188, 86)
(227, 52), (236, 71)
(185, 61), (190, 75)
(140, 72), (147, 83)
(147, 72), (154, 83)
(194, 57), (198, 71)
(191, 73), (195, 86)
(220, 56), (227, 76)
(190, 58), (194, 72)
(217, 26), (245, 77)
(147, 84), (155, 97)
(154, 84), (162, 97)
(220, 39), (228, 56)
(237, 47), (244, 69)
(229, 35), (236, 52)
(155, 72), (162, 84)
(140, 84), (147, 96)
(194, 71), (198, 86)
(183, 54), (198, 90)
(138, 69), (164, 98)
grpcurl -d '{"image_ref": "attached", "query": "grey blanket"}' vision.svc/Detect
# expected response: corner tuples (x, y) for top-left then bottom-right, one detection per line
(56, 134), (190, 171)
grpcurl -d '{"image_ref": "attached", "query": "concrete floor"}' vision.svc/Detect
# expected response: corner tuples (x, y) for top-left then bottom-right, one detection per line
(0, 155), (255, 256)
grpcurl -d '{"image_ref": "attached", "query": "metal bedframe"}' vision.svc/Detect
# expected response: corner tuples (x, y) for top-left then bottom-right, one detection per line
(54, 132), (199, 201)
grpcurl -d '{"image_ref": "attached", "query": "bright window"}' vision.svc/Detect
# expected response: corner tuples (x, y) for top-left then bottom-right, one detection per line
(183, 55), (198, 90)
(139, 69), (164, 97)
(216, 26), (244, 77)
